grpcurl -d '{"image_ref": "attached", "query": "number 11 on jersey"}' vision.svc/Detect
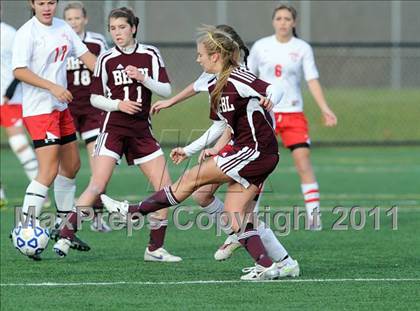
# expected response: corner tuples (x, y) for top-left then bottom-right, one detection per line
(123, 86), (142, 102)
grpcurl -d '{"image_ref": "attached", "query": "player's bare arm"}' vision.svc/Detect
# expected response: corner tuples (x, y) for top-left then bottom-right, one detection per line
(151, 83), (197, 114)
(198, 127), (231, 163)
(79, 51), (97, 72)
(13, 67), (73, 103)
(307, 79), (337, 127)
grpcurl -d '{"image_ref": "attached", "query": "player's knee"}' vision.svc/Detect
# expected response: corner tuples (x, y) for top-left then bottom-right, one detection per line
(72, 158), (81, 175)
(181, 169), (196, 187)
(38, 165), (59, 185)
(192, 191), (214, 207)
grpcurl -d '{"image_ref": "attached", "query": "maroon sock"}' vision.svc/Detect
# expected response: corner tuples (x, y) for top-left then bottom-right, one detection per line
(238, 223), (273, 268)
(59, 211), (78, 240)
(93, 196), (103, 214)
(148, 224), (168, 251)
(128, 186), (179, 215)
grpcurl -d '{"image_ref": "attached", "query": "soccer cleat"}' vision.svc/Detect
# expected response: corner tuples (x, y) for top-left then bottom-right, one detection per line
(0, 198), (7, 208)
(53, 238), (72, 257)
(69, 235), (91, 251)
(101, 194), (129, 218)
(240, 263), (279, 281)
(90, 216), (112, 233)
(49, 224), (90, 251)
(28, 254), (42, 261)
(214, 234), (241, 261)
(144, 247), (182, 262)
(277, 259), (300, 278)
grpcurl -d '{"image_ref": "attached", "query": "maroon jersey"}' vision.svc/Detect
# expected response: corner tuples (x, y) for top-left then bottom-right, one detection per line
(208, 67), (278, 154)
(91, 43), (170, 136)
(66, 31), (107, 115)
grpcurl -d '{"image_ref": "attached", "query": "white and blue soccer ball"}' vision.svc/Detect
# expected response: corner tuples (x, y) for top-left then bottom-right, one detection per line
(11, 219), (50, 257)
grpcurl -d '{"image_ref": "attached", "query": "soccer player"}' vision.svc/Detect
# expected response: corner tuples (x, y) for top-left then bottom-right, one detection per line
(152, 25), (299, 276)
(101, 25), (287, 281)
(63, 1), (110, 232)
(12, 0), (97, 257)
(53, 7), (181, 263)
(248, 4), (338, 229)
(1, 19), (38, 200)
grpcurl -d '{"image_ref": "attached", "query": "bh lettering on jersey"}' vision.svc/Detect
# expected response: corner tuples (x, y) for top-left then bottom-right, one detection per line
(67, 57), (87, 70)
(112, 68), (150, 86)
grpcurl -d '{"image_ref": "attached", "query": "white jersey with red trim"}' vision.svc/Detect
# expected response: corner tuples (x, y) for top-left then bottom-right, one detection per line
(248, 36), (319, 113)
(1, 22), (22, 105)
(12, 17), (88, 117)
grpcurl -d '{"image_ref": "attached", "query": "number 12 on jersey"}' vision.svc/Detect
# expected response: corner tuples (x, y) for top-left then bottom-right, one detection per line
(123, 86), (142, 103)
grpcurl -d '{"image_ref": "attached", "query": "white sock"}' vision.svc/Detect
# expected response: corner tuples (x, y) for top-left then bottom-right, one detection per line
(22, 180), (49, 218)
(202, 196), (224, 219)
(54, 175), (76, 221)
(258, 222), (289, 262)
(9, 134), (38, 180)
(301, 182), (320, 221)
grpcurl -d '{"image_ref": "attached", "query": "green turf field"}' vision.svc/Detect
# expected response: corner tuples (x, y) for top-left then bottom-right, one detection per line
(1, 146), (419, 310)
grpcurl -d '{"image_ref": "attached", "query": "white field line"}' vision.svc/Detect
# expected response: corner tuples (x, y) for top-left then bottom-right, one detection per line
(116, 200), (420, 212)
(1, 278), (420, 287)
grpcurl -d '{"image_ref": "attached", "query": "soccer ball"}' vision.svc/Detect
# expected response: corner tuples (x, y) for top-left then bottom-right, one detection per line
(11, 219), (50, 257)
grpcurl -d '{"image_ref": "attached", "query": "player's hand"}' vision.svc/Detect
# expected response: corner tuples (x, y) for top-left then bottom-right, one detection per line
(125, 65), (145, 82)
(2, 96), (10, 104)
(118, 100), (142, 115)
(151, 99), (174, 115)
(49, 84), (73, 103)
(170, 147), (188, 165)
(198, 148), (217, 163)
(259, 96), (273, 111)
(321, 107), (337, 127)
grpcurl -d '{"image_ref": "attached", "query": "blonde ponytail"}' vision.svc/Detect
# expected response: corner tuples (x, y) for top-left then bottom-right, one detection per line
(196, 25), (240, 114)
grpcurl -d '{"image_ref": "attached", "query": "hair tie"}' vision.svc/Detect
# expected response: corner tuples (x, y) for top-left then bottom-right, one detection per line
(207, 32), (227, 53)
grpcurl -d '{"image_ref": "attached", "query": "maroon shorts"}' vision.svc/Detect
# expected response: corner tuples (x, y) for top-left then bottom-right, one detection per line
(93, 129), (163, 165)
(70, 110), (102, 144)
(214, 146), (279, 188)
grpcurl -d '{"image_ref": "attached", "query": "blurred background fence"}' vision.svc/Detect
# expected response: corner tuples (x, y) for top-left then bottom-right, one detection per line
(151, 42), (420, 146)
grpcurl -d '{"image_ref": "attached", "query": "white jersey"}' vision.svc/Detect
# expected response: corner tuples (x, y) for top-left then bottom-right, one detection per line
(1, 22), (22, 105)
(248, 36), (319, 113)
(12, 17), (88, 117)
(193, 72), (214, 92)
